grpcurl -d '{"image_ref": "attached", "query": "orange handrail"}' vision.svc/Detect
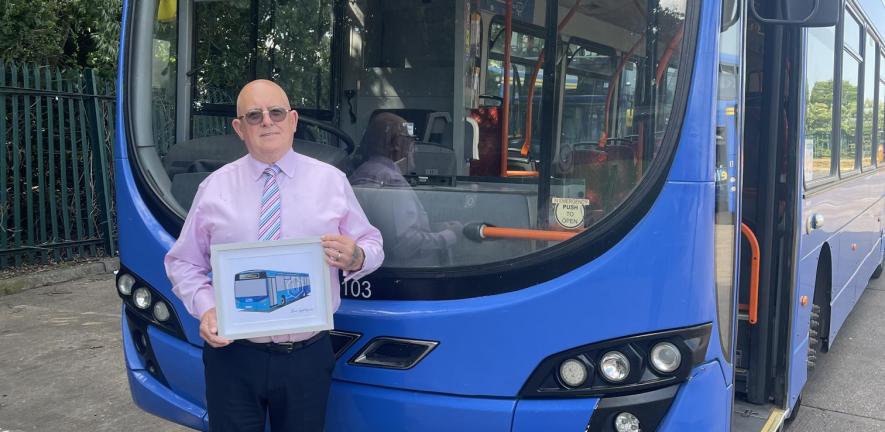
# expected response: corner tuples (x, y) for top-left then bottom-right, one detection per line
(599, 36), (645, 147)
(521, 54), (542, 157)
(739, 223), (761, 325)
(655, 27), (684, 85)
(598, 27), (682, 149)
(482, 226), (577, 242)
(519, 0), (583, 158)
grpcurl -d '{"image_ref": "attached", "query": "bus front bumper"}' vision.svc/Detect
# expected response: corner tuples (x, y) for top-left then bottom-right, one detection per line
(123, 306), (729, 432)
(327, 361), (729, 432)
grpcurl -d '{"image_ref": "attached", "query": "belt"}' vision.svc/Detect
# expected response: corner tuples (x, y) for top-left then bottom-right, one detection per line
(234, 331), (328, 354)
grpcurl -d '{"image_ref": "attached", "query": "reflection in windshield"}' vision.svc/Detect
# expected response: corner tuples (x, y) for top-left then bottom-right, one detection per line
(149, 0), (688, 269)
(804, 27), (836, 181)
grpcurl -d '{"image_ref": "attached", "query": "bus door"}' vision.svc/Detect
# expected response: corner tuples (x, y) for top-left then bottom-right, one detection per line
(268, 276), (280, 307)
(731, 2), (802, 425)
(728, 0), (840, 429)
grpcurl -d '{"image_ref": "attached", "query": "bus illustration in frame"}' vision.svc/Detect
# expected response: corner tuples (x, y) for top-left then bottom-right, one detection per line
(234, 270), (311, 312)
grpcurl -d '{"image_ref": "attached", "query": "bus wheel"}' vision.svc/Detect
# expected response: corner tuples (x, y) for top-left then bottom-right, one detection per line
(808, 303), (821, 372)
(280, 296), (287, 305)
(810, 251), (831, 362)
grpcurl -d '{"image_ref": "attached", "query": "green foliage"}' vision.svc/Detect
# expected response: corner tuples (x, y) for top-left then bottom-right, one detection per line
(192, 0), (333, 110)
(840, 79), (858, 135)
(806, 77), (879, 164)
(0, 0), (122, 77)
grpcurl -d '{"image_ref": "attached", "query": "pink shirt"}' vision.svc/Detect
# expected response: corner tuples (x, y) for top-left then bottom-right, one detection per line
(164, 150), (384, 343)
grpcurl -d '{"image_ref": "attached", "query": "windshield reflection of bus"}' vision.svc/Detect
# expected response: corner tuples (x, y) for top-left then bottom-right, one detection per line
(114, 0), (876, 431)
(234, 270), (311, 312)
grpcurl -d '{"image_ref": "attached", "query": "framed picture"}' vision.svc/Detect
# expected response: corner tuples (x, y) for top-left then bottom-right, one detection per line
(210, 238), (334, 340)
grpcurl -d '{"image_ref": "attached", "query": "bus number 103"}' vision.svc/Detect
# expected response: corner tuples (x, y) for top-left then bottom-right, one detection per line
(341, 280), (372, 299)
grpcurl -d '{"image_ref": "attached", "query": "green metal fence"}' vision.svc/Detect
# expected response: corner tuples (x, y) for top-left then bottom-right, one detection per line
(0, 61), (116, 269)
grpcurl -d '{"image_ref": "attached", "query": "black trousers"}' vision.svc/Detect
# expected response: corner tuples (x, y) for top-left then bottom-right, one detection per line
(203, 333), (335, 432)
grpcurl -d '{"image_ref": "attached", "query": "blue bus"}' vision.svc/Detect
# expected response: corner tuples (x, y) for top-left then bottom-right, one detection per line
(114, 0), (885, 430)
(234, 270), (311, 312)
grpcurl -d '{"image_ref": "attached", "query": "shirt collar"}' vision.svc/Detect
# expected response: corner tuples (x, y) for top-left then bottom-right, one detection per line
(246, 150), (297, 181)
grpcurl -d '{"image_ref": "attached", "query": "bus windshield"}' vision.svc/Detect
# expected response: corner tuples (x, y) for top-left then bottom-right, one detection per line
(142, 0), (689, 270)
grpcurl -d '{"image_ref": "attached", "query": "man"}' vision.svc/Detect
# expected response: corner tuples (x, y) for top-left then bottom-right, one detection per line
(165, 79), (383, 431)
(349, 112), (461, 266)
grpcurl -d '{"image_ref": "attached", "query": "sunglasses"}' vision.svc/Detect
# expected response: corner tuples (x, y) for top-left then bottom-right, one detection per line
(237, 107), (291, 125)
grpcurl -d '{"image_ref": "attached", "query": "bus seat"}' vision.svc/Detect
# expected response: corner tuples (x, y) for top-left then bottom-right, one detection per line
(170, 172), (211, 211)
(468, 107), (502, 176)
(163, 134), (246, 177)
(465, 116), (479, 160)
(409, 143), (456, 176)
(423, 112), (452, 145)
(567, 143), (637, 216)
(601, 144), (637, 210)
(164, 134), (350, 210)
(163, 134), (350, 177)
(293, 138), (349, 172)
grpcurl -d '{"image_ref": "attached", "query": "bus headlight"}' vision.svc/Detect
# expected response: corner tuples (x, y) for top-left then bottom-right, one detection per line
(117, 274), (135, 296)
(519, 323), (710, 398)
(558, 358), (589, 388)
(133, 287), (152, 310)
(153, 301), (171, 322)
(599, 351), (630, 383)
(650, 342), (682, 374)
(117, 267), (186, 342)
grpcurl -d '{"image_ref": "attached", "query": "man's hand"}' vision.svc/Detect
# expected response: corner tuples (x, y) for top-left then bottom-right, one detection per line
(321, 234), (365, 271)
(200, 308), (232, 348)
(440, 221), (464, 235)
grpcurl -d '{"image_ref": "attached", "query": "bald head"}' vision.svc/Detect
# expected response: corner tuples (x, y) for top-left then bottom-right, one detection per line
(231, 79), (299, 164)
(236, 79), (290, 117)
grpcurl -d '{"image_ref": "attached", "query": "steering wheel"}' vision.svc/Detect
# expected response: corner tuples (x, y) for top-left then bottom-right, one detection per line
(297, 115), (356, 155)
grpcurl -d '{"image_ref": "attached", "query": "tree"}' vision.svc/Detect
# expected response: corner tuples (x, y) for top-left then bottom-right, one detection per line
(0, 0), (123, 76)
(805, 80), (835, 156)
(193, 0), (333, 109)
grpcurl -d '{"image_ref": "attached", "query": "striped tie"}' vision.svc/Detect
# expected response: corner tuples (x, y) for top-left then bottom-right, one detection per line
(258, 165), (282, 241)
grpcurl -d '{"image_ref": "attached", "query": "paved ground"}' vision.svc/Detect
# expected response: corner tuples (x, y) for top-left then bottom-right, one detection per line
(0, 274), (187, 432)
(0, 271), (882, 431)
(786, 275), (885, 431)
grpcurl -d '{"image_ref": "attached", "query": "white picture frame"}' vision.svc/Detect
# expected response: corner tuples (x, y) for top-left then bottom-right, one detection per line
(210, 238), (334, 340)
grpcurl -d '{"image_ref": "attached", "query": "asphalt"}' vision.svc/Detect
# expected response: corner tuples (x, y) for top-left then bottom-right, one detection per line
(0, 270), (882, 431)
(0, 273), (187, 432)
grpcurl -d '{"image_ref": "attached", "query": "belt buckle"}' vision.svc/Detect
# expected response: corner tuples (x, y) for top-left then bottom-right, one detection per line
(274, 342), (296, 353)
